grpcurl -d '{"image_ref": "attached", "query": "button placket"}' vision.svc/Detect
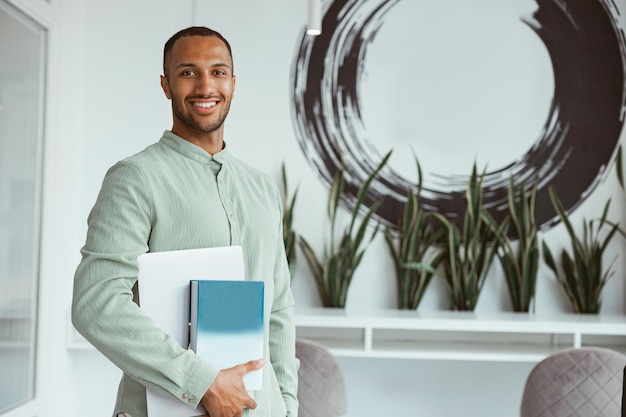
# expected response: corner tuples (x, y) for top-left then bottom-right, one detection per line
(218, 173), (235, 222)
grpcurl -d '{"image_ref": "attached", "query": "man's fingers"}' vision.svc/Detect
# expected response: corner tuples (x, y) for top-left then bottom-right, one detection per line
(246, 397), (258, 410)
(240, 358), (265, 373)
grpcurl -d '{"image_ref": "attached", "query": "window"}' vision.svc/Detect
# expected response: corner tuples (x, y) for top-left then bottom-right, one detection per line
(0, 0), (46, 413)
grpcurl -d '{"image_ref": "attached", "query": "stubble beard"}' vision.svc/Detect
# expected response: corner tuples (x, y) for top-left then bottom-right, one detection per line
(171, 93), (231, 134)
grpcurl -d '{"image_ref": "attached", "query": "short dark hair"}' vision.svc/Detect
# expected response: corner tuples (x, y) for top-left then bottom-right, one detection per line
(163, 26), (234, 75)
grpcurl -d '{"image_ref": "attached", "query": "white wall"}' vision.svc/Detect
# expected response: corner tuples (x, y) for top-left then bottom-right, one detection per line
(43, 0), (626, 416)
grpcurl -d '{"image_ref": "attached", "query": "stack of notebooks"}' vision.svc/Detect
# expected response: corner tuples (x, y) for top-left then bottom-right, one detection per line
(138, 246), (264, 417)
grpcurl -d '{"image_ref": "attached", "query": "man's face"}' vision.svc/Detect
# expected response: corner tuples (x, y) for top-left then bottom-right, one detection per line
(160, 36), (236, 139)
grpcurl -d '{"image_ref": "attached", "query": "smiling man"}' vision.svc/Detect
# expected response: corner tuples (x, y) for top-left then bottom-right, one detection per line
(161, 31), (235, 153)
(72, 27), (299, 417)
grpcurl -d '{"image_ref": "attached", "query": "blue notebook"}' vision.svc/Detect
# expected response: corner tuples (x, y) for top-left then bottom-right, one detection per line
(189, 280), (265, 390)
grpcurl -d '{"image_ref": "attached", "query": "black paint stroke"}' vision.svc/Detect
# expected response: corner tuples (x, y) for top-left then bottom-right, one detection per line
(291, 0), (626, 235)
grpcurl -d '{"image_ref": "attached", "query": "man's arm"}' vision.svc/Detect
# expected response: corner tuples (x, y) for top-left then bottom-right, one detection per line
(71, 160), (217, 409)
(269, 213), (300, 416)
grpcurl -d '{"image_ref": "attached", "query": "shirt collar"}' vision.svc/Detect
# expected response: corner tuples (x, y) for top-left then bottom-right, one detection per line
(160, 130), (231, 165)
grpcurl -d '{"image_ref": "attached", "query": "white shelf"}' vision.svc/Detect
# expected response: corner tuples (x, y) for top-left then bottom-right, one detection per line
(294, 308), (626, 362)
(67, 307), (626, 362)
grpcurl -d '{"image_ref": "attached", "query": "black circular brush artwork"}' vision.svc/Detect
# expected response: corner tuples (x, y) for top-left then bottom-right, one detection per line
(291, 0), (626, 235)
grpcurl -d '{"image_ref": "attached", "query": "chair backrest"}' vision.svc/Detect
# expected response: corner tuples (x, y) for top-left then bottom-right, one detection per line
(521, 347), (626, 417)
(296, 338), (347, 417)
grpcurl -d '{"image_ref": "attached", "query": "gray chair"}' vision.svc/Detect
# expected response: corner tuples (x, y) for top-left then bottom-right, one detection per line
(521, 347), (626, 417)
(296, 338), (347, 417)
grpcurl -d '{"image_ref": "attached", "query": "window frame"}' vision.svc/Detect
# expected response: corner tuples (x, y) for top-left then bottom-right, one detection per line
(1, 1), (55, 417)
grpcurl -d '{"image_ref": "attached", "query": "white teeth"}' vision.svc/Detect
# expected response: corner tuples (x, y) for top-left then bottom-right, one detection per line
(195, 102), (216, 108)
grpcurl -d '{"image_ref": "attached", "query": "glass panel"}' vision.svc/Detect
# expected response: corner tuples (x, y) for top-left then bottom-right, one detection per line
(0, 0), (46, 413)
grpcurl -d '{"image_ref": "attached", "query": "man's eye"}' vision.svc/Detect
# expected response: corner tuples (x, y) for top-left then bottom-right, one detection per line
(214, 70), (226, 76)
(182, 70), (196, 76)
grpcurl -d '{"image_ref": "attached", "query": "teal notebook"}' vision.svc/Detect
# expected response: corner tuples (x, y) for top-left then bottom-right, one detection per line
(189, 280), (265, 390)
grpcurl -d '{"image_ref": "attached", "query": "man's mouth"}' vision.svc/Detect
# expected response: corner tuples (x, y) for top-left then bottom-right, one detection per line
(194, 102), (217, 108)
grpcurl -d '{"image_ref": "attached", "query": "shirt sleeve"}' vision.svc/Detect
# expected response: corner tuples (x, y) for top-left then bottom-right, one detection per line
(71, 160), (217, 409)
(269, 185), (300, 417)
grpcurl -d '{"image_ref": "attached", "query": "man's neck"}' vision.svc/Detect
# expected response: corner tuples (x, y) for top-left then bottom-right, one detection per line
(172, 128), (225, 155)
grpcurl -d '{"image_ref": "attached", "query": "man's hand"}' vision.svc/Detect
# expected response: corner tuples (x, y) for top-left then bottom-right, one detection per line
(201, 359), (265, 417)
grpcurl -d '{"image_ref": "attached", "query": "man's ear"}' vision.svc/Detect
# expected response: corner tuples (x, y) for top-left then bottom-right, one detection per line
(160, 75), (171, 99)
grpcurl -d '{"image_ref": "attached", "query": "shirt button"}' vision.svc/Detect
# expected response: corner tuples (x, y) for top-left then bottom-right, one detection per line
(182, 393), (187, 399)
(188, 396), (195, 403)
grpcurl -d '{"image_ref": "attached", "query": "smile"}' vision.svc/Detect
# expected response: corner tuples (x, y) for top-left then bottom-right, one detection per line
(194, 102), (217, 108)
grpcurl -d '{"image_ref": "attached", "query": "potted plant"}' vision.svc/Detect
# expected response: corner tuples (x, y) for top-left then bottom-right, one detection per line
(493, 177), (540, 312)
(384, 158), (445, 309)
(280, 162), (299, 280)
(542, 187), (619, 314)
(299, 151), (391, 307)
(430, 164), (504, 311)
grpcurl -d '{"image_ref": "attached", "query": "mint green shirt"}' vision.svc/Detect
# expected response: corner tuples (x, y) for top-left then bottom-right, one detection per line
(72, 131), (299, 417)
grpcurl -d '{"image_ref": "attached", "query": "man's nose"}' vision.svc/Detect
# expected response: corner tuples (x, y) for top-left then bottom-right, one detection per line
(195, 73), (215, 95)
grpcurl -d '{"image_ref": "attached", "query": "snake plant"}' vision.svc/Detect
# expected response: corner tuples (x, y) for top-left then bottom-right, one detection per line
(494, 177), (540, 312)
(430, 164), (504, 311)
(384, 158), (445, 309)
(299, 151), (391, 307)
(281, 162), (299, 280)
(542, 187), (619, 314)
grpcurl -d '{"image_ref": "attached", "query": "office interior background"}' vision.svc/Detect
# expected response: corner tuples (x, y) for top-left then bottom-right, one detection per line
(2, 0), (626, 416)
